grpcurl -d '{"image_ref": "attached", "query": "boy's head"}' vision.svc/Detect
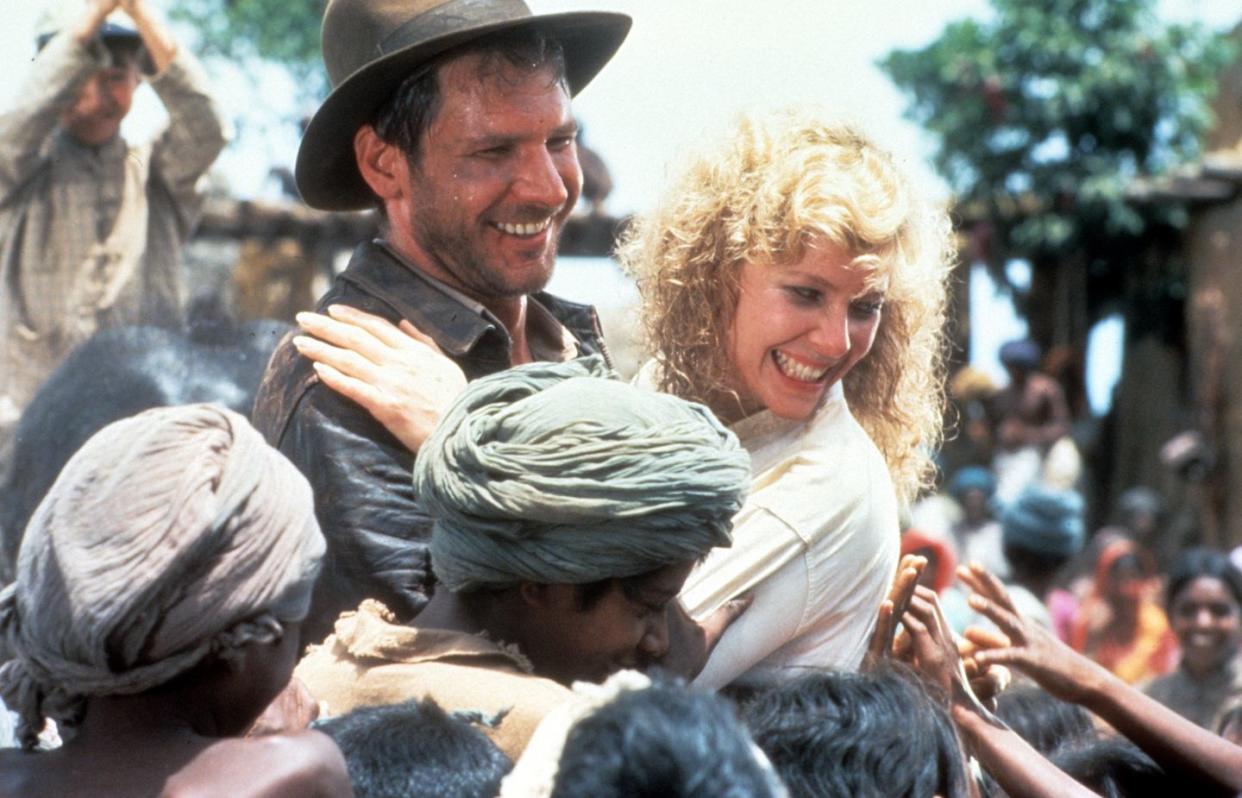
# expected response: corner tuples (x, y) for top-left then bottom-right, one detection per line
(319, 699), (511, 798)
(414, 356), (751, 685)
(36, 12), (149, 145)
(741, 667), (970, 798)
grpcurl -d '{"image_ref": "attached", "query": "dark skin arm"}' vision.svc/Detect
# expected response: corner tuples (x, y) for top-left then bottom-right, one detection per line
(960, 562), (1242, 797)
(901, 585), (1099, 798)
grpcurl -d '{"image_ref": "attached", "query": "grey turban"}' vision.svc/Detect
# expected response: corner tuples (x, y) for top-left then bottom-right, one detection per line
(414, 356), (750, 593)
(0, 404), (324, 749)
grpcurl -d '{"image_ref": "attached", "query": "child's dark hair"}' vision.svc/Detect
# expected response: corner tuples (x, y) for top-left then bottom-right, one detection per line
(317, 698), (511, 798)
(1165, 547), (1242, 611)
(550, 677), (783, 798)
(740, 665), (970, 798)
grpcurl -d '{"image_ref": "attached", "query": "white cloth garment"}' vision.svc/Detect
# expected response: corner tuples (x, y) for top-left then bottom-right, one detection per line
(680, 381), (901, 689)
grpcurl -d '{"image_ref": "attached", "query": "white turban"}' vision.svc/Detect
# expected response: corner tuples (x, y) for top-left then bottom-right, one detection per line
(0, 404), (323, 749)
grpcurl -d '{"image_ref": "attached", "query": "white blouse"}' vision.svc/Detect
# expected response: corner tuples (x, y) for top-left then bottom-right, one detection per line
(680, 380), (901, 689)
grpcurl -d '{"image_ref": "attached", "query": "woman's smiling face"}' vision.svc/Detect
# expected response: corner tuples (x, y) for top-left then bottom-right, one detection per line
(726, 243), (886, 421)
(1170, 575), (1242, 677)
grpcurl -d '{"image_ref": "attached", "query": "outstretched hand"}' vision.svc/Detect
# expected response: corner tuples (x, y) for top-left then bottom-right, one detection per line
(293, 305), (466, 454)
(864, 554), (925, 667)
(959, 562), (1108, 705)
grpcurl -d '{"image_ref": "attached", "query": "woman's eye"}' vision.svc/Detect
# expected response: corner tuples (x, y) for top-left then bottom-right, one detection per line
(785, 286), (821, 304)
(851, 298), (885, 316)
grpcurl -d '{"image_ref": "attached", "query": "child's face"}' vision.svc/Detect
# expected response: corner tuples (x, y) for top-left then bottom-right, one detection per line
(1170, 576), (1241, 676)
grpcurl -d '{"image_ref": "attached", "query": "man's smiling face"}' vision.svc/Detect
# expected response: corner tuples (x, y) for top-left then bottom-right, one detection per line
(399, 52), (581, 301)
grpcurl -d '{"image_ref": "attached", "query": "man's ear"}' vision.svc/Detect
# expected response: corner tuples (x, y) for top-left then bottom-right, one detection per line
(354, 125), (408, 203)
(518, 581), (553, 609)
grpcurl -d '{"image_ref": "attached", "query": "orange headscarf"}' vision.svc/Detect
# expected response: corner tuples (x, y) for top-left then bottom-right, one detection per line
(1069, 538), (1177, 684)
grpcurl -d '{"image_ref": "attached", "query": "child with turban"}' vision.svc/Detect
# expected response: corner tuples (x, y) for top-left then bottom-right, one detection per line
(296, 356), (751, 759)
(0, 404), (349, 797)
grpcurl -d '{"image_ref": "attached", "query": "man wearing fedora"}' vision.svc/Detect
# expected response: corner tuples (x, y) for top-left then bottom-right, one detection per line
(252, 0), (631, 643)
(0, 0), (227, 445)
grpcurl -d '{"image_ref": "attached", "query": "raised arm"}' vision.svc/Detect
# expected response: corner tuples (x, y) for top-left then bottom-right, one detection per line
(961, 562), (1242, 796)
(0, 1), (117, 193)
(900, 584), (1099, 798)
(118, 0), (174, 72)
(122, 0), (228, 208)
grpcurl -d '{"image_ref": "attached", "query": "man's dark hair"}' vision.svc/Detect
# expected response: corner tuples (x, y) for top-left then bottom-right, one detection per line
(994, 685), (1096, 757)
(740, 666), (970, 798)
(371, 27), (568, 167)
(317, 699), (512, 798)
(549, 678), (783, 798)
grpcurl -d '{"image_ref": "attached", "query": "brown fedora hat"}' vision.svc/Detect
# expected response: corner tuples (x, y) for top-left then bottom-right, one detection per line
(295, 0), (630, 211)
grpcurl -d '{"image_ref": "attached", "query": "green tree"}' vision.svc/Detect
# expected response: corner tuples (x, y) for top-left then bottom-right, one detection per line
(171, 0), (327, 99)
(881, 0), (1234, 346)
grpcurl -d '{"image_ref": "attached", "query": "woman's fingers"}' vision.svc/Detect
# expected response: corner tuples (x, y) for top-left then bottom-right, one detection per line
(325, 304), (414, 350)
(297, 311), (388, 366)
(396, 318), (446, 353)
(293, 335), (378, 382)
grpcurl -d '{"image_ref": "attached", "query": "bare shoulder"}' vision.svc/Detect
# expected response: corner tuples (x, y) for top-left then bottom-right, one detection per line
(160, 732), (353, 798)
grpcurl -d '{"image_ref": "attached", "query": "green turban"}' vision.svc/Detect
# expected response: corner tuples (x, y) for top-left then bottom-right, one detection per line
(414, 356), (749, 592)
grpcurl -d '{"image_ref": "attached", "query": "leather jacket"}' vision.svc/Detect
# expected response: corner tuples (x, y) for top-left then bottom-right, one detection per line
(252, 240), (609, 643)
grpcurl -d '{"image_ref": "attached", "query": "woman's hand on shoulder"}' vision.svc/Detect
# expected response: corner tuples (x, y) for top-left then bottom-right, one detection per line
(293, 305), (466, 454)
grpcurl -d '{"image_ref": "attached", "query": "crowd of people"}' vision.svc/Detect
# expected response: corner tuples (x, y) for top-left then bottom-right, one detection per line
(0, 0), (1241, 796)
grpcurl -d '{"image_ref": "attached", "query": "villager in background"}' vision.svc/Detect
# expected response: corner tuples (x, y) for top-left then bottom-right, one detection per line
(0, 405), (348, 797)
(0, 0), (228, 446)
(991, 339), (1076, 503)
(1143, 547), (1242, 732)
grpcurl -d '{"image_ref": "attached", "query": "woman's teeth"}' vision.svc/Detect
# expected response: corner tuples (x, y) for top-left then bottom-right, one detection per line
(494, 219), (552, 236)
(773, 350), (829, 382)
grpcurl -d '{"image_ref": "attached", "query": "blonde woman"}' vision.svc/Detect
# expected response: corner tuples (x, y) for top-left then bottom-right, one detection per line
(618, 108), (953, 688)
(291, 108), (953, 689)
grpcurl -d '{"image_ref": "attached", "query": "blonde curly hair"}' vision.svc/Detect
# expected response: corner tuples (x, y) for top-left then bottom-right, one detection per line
(618, 108), (954, 505)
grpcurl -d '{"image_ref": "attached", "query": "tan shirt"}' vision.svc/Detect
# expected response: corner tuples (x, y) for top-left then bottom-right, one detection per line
(0, 30), (227, 425)
(295, 600), (577, 760)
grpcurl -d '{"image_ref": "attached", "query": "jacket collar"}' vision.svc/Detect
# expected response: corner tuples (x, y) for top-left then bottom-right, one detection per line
(338, 240), (601, 360)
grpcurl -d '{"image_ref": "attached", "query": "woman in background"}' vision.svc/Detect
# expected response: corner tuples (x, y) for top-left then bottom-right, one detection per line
(1143, 547), (1242, 731)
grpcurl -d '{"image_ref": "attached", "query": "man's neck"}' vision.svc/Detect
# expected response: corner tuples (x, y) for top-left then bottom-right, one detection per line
(383, 234), (533, 364)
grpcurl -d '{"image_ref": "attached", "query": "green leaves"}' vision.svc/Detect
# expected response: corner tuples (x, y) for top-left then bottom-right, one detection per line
(171, 0), (328, 99)
(880, 0), (1234, 298)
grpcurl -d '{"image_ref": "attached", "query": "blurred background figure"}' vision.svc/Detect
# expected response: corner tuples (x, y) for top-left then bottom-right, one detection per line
(1070, 537), (1178, 684)
(1143, 547), (1242, 731)
(0, 0), (227, 449)
(991, 339), (1075, 503)
(947, 465), (1008, 579)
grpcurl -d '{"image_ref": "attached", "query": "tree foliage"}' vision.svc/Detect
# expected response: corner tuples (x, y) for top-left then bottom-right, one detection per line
(171, 0), (328, 98)
(881, 0), (1235, 314)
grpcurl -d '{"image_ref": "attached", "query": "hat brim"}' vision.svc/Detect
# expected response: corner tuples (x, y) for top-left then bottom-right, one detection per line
(295, 11), (631, 211)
